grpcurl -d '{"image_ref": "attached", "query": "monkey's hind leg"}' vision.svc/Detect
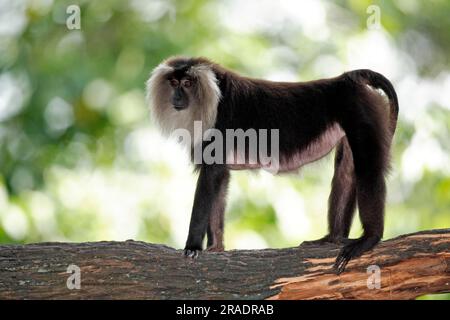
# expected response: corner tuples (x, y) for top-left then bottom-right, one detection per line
(334, 101), (390, 273)
(184, 165), (229, 258)
(302, 137), (356, 246)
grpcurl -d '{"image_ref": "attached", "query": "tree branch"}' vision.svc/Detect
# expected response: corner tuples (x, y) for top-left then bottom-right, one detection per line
(0, 229), (449, 299)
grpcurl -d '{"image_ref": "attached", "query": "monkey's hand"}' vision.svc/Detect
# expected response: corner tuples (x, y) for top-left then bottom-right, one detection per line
(333, 235), (381, 274)
(183, 245), (202, 259)
(183, 249), (199, 258)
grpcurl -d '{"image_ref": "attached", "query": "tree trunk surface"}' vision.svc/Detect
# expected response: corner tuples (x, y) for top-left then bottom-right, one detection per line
(0, 229), (449, 300)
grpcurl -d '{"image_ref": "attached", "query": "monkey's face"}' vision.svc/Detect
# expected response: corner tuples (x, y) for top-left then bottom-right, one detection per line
(167, 75), (195, 111)
(147, 57), (221, 143)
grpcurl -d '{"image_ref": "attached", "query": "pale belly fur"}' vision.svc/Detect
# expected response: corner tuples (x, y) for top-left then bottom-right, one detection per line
(227, 123), (345, 173)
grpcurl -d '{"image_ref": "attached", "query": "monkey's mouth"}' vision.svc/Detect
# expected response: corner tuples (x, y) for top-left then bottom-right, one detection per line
(173, 104), (187, 111)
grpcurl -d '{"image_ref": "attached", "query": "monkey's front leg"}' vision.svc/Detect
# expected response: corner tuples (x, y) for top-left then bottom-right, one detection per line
(184, 164), (229, 258)
(206, 170), (230, 252)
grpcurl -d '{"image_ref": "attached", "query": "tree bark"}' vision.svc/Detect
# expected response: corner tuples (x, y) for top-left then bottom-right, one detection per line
(0, 229), (449, 300)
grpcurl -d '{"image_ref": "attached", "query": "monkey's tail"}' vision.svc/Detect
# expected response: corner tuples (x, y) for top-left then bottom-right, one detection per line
(346, 69), (399, 134)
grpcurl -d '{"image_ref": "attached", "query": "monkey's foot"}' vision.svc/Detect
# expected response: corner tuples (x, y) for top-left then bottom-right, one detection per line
(333, 235), (381, 274)
(301, 235), (349, 246)
(183, 248), (201, 259)
(205, 245), (224, 252)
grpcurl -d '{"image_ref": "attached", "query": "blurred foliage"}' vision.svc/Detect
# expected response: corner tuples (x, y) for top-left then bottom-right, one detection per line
(0, 0), (449, 299)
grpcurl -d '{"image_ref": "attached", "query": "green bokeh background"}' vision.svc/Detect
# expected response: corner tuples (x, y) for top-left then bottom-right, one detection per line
(0, 0), (449, 299)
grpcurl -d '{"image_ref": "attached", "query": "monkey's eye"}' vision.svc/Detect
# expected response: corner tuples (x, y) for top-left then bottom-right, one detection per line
(169, 79), (179, 87)
(182, 79), (192, 88)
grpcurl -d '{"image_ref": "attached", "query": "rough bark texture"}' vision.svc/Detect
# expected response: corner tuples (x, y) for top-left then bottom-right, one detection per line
(0, 229), (449, 300)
